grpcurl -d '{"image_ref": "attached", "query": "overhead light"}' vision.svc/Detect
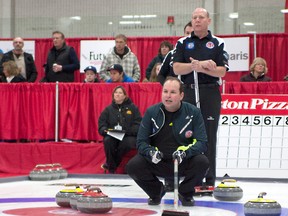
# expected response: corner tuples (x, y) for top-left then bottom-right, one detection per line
(119, 21), (142, 25)
(122, 15), (157, 19)
(243, 22), (254, 26)
(280, 9), (288, 13)
(229, 12), (238, 19)
(122, 15), (134, 19)
(108, 22), (113, 25)
(247, 31), (257, 34)
(140, 15), (157, 18)
(70, 16), (81, 20)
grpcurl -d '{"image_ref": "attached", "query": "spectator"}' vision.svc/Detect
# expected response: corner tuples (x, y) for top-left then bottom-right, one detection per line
(41, 31), (80, 82)
(284, 74), (288, 81)
(1, 60), (26, 83)
(157, 22), (193, 85)
(98, 85), (142, 173)
(106, 64), (134, 83)
(0, 49), (5, 82)
(100, 34), (140, 82)
(0, 37), (37, 82)
(144, 40), (173, 81)
(143, 63), (162, 82)
(83, 66), (100, 83)
(0, 49), (4, 61)
(126, 77), (209, 206)
(173, 8), (229, 187)
(240, 57), (271, 82)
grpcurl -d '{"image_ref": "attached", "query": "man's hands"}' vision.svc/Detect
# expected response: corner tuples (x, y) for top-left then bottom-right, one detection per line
(53, 63), (63, 73)
(149, 146), (189, 164)
(189, 57), (217, 73)
(149, 148), (163, 164)
(172, 150), (186, 164)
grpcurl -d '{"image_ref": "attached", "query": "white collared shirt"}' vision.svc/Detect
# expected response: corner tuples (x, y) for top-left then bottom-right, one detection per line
(6, 76), (15, 83)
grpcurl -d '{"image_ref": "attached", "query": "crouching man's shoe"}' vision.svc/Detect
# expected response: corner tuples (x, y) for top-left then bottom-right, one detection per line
(179, 193), (195, 206)
(148, 185), (166, 205)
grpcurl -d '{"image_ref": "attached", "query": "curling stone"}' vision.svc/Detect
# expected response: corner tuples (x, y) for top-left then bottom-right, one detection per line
(46, 164), (60, 180)
(194, 184), (214, 196)
(69, 185), (90, 210)
(70, 191), (85, 210)
(244, 192), (281, 216)
(52, 163), (68, 179)
(77, 187), (112, 214)
(29, 164), (52, 181)
(213, 179), (243, 201)
(56, 186), (84, 208)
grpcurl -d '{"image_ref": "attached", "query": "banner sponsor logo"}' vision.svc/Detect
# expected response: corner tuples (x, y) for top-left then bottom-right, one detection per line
(80, 40), (114, 73)
(221, 94), (288, 115)
(223, 37), (249, 72)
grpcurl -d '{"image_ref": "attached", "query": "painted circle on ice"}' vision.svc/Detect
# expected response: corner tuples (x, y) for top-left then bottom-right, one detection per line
(3, 206), (157, 216)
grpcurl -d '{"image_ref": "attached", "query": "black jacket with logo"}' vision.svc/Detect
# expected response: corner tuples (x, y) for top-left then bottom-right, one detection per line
(98, 98), (142, 137)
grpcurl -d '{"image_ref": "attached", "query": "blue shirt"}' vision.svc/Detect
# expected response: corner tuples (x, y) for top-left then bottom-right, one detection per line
(106, 73), (135, 83)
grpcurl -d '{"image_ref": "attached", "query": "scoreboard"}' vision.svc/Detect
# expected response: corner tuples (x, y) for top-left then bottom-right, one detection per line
(217, 94), (288, 179)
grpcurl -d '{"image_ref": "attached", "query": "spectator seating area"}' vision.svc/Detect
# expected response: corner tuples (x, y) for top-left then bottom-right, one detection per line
(0, 81), (287, 176)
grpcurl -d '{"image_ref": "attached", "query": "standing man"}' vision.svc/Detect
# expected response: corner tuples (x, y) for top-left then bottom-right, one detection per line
(0, 37), (37, 82)
(173, 8), (229, 187)
(127, 77), (209, 206)
(42, 31), (80, 82)
(100, 34), (140, 82)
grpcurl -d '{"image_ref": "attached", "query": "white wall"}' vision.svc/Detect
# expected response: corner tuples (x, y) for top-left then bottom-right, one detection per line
(0, 0), (13, 38)
(0, 0), (285, 38)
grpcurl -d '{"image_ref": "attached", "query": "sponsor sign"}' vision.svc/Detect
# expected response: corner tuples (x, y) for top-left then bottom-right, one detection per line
(80, 40), (114, 73)
(221, 94), (288, 115)
(223, 37), (249, 72)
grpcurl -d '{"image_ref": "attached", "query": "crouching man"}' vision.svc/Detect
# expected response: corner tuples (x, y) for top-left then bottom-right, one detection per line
(126, 76), (209, 206)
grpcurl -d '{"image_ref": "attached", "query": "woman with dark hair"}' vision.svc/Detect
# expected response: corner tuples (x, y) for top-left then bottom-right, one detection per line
(144, 40), (173, 81)
(98, 86), (142, 173)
